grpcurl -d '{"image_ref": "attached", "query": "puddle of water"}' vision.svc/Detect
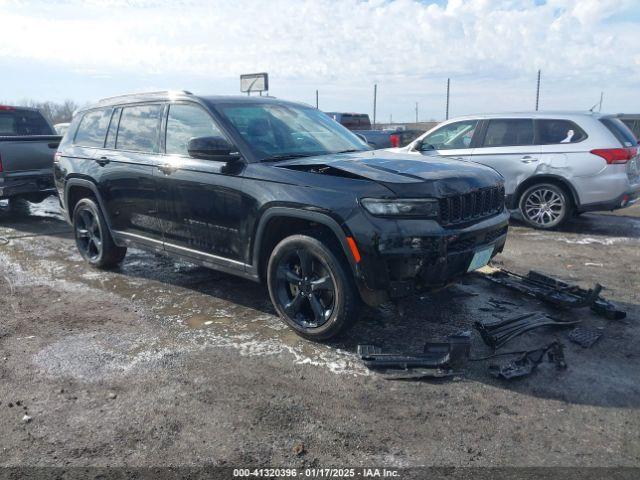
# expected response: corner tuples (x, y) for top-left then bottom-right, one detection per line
(555, 236), (638, 245)
(186, 314), (217, 328)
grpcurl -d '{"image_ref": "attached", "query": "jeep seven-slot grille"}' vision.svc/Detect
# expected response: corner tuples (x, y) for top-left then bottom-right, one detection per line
(439, 185), (505, 226)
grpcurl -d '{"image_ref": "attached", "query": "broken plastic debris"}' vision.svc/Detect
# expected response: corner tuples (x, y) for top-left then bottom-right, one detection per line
(568, 327), (602, 348)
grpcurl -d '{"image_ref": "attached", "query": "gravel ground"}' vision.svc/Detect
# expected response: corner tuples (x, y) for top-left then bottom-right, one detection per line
(0, 198), (638, 470)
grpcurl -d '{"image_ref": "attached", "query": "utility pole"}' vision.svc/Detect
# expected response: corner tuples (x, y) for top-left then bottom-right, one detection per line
(373, 84), (377, 129)
(315, 89), (319, 109)
(535, 69), (541, 111)
(445, 78), (450, 120)
(415, 102), (418, 123)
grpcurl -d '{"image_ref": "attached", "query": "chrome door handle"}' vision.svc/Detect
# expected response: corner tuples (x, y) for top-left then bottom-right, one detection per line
(158, 164), (177, 175)
(95, 156), (110, 166)
(521, 156), (538, 163)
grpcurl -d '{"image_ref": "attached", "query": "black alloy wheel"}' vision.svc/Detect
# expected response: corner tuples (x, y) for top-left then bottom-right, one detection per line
(267, 234), (359, 340)
(72, 198), (127, 268)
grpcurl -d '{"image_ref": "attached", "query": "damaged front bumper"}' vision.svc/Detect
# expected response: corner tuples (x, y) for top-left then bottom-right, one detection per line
(351, 210), (510, 305)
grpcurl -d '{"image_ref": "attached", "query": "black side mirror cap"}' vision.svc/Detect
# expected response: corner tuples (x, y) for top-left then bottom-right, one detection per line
(413, 139), (423, 151)
(187, 136), (241, 161)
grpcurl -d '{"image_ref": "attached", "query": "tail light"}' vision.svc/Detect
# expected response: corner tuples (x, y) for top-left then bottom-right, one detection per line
(389, 133), (400, 148)
(53, 151), (61, 163)
(0, 105), (15, 111)
(590, 147), (637, 164)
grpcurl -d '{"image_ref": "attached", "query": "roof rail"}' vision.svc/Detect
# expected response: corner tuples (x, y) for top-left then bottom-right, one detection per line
(98, 90), (193, 102)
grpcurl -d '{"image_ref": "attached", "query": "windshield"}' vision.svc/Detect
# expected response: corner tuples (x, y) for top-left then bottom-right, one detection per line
(216, 103), (369, 161)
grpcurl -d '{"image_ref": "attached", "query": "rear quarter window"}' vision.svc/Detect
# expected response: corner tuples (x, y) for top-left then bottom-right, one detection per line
(536, 119), (587, 144)
(600, 118), (638, 147)
(0, 109), (55, 136)
(74, 108), (113, 147)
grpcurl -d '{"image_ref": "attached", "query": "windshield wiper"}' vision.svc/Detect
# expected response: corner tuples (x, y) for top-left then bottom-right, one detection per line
(260, 153), (319, 163)
(334, 149), (361, 154)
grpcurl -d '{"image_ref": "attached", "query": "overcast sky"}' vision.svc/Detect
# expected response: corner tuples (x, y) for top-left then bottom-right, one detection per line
(1, 0), (639, 122)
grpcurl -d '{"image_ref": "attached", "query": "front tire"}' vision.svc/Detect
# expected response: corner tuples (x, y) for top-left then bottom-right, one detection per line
(73, 198), (127, 268)
(267, 234), (360, 341)
(519, 183), (572, 229)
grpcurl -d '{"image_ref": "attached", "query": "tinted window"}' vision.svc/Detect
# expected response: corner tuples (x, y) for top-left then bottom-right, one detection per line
(600, 118), (638, 146)
(339, 114), (371, 130)
(421, 120), (478, 150)
(105, 107), (121, 149)
(165, 104), (225, 156)
(537, 119), (587, 144)
(483, 119), (534, 147)
(74, 108), (112, 147)
(620, 119), (640, 141)
(116, 104), (162, 152)
(0, 109), (54, 136)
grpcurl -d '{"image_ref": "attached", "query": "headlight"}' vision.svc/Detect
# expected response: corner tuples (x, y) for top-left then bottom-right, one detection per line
(360, 198), (439, 218)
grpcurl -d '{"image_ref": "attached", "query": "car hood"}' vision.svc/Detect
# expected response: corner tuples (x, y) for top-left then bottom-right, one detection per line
(275, 150), (503, 197)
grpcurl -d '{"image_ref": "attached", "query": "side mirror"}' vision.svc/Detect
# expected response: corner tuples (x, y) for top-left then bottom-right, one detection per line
(355, 133), (368, 144)
(187, 136), (241, 162)
(413, 139), (423, 151)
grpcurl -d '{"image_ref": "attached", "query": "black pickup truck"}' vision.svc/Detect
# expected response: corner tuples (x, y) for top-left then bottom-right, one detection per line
(0, 106), (61, 205)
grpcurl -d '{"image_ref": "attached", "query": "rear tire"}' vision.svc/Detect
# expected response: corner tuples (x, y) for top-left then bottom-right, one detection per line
(73, 198), (127, 268)
(267, 234), (360, 341)
(519, 183), (572, 229)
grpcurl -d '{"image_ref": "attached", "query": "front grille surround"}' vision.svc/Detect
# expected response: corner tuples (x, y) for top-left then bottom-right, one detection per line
(439, 185), (505, 226)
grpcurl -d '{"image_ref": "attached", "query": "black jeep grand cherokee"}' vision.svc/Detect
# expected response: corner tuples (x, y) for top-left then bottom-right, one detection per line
(54, 91), (508, 340)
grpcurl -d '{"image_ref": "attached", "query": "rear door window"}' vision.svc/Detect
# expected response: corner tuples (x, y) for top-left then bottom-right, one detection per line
(600, 117), (638, 146)
(0, 109), (55, 136)
(482, 119), (534, 147)
(116, 104), (163, 152)
(536, 119), (587, 144)
(74, 108), (113, 147)
(165, 104), (225, 156)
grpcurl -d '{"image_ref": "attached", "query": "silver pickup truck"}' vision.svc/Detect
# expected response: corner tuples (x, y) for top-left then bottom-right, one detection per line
(0, 106), (61, 204)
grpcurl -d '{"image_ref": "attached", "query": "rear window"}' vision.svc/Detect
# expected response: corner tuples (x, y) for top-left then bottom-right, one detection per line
(536, 119), (587, 144)
(0, 109), (54, 136)
(600, 118), (638, 147)
(74, 108), (113, 147)
(339, 114), (371, 130)
(482, 119), (534, 147)
(115, 104), (163, 152)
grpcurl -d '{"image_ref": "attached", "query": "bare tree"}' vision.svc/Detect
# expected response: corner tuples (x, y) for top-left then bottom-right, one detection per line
(17, 99), (81, 124)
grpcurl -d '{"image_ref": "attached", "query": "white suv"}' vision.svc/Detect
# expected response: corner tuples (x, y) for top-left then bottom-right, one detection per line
(396, 112), (640, 229)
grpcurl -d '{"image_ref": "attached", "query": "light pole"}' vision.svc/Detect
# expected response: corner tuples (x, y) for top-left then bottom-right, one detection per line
(373, 84), (377, 129)
(445, 78), (450, 120)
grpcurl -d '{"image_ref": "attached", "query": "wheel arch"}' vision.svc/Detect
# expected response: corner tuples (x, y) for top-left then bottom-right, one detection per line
(514, 175), (580, 210)
(251, 207), (359, 282)
(64, 178), (119, 242)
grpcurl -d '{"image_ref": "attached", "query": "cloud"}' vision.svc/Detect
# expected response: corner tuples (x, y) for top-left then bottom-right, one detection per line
(1, 0), (638, 118)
